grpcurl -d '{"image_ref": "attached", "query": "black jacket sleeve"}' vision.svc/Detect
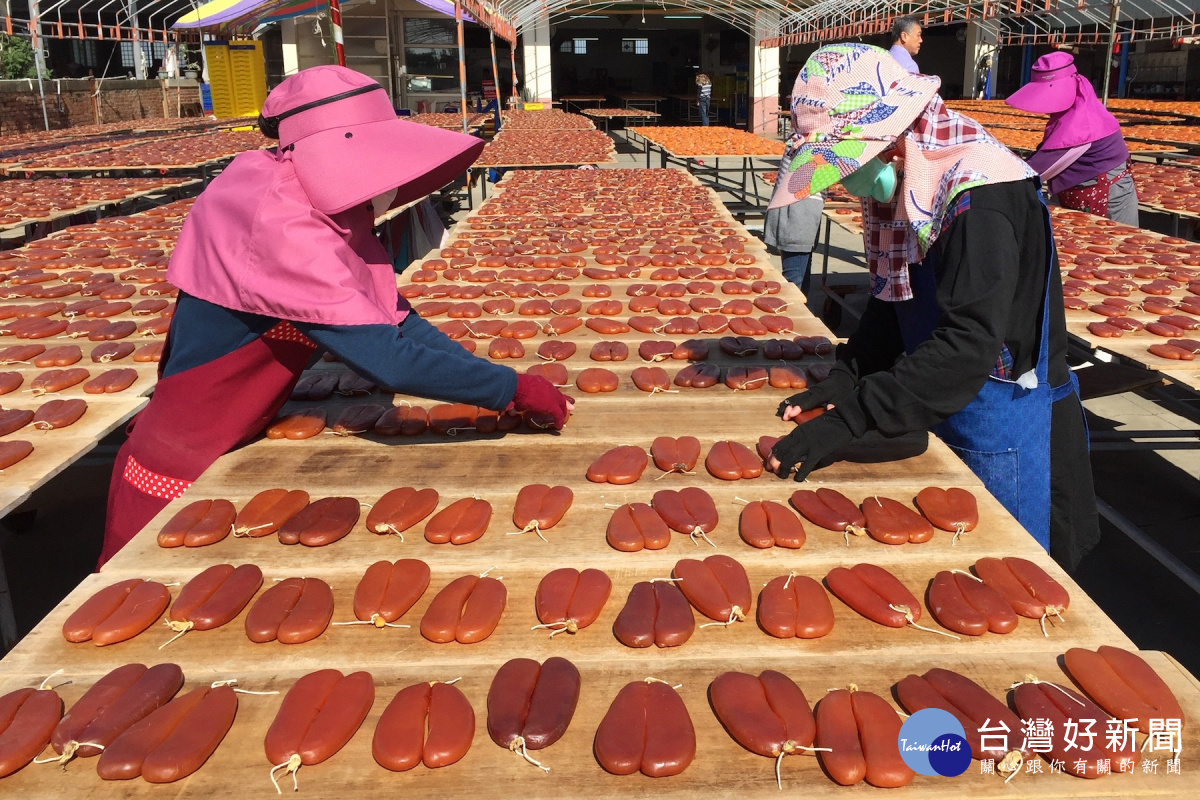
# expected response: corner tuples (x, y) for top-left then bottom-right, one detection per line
(834, 296), (904, 380)
(837, 201), (1022, 438)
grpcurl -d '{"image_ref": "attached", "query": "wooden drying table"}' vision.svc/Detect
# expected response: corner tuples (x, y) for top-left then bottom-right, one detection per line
(1133, 152), (1192, 168)
(1125, 134), (1200, 154)
(624, 128), (785, 164)
(0, 142), (131, 178)
(0, 395), (146, 519)
(1121, 148), (1186, 165)
(15, 147), (268, 182)
(16, 160), (232, 183)
(0, 210), (181, 518)
(622, 129), (780, 215)
(0, 313), (170, 521)
(668, 93), (703, 124)
(1055, 208), (1200, 404)
(1168, 370), (1200, 392)
(127, 118), (258, 136)
(560, 96), (607, 113)
(0, 262), (169, 520)
(616, 93), (666, 113)
(583, 109), (661, 134)
(3, 176), (1197, 798)
(1064, 319), (1200, 452)
(4, 649), (1195, 798)
(8, 388), (1196, 796)
(810, 204), (867, 326)
(1066, 318), (1200, 374)
(471, 152), (620, 200)
(1, 360), (158, 401)
(0, 179), (200, 242)
(407, 113), (490, 132)
(473, 154), (619, 170)
(1134, 198), (1200, 237)
(498, 115), (597, 132)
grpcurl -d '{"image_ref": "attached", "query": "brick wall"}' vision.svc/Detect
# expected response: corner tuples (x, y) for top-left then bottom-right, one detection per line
(0, 80), (202, 136)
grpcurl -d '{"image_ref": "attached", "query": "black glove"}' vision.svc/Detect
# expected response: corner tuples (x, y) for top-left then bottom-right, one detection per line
(770, 410), (855, 482)
(776, 362), (856, 418)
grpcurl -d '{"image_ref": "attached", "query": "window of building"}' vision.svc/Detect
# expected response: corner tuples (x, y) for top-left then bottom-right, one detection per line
(71, 39), (97, 70)
(403, 17), (459, 92)
(560, 39), (588, 54)
(115, 41), (164, 73)
(622, 38), (648, 55)
(404, 17), (456, 45)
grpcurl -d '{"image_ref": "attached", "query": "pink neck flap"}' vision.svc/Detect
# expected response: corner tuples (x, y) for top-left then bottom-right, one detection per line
(1041, 75), (1121, 151)
(168, 148), (408, 328)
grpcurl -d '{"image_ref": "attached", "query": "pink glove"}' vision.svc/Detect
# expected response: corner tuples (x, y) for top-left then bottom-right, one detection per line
(511, 374), (572, 430)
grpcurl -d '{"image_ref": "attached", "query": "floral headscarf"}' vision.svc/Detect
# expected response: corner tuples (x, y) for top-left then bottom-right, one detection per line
(770, 44), (1035, 301)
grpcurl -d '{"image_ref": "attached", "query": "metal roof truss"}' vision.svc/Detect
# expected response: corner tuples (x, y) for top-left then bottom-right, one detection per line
(759, 0), (1200, 47)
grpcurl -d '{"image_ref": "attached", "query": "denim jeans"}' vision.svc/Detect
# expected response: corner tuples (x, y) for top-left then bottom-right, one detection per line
(698, 96), (710, 126)
(781, 250), (811, 293)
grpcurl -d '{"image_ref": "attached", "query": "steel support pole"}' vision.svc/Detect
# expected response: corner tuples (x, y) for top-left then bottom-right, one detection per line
(129, 0), (145, 79)
(489, 28), (502, 129)
(1117, 33), (1130, 99)
(511, 35), (518, 108)
(455, 1), (468, 135)
(489, 30), (500, 101)
(1102, 0), (1121, 103)
(29, 0), (51, 130)
(328, 0), (345, 66)
(181, 0), (210, 84)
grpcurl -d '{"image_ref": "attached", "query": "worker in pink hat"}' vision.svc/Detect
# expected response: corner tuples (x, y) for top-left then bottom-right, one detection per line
(1006, 51), (1138, 225)
(99, 66), (572, 565)
(765, 44), (1097, 568)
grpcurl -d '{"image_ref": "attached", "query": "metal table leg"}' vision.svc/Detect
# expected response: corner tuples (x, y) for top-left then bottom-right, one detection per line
(820, 217), (832, 285)
(0, 547), (18, 652)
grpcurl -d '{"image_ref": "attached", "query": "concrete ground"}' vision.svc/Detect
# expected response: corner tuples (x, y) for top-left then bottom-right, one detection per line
(2, 130), (1198, 677)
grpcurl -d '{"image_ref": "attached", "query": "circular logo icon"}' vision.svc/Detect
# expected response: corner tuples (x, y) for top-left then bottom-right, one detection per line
(897, 708), (971, 777)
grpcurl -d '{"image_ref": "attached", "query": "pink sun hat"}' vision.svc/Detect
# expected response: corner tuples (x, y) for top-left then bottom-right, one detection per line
(769, 43), (940, 209)
(259, 66), (483, 215)
(1005, 51), (1079, 114)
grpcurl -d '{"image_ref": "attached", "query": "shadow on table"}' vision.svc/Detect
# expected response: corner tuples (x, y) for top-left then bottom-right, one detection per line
(802, 431), (930, 479)
(612, 138), (643, 156)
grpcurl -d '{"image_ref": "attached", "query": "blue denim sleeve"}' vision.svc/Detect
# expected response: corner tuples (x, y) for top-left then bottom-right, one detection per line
(294, 314), (518, 410)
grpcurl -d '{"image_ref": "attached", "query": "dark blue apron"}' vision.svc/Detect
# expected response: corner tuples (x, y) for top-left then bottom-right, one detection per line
(892, 201), (1077, 551)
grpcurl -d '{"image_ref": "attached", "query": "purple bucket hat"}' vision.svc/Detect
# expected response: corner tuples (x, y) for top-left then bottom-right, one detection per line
(1006, 51), (1079, 115)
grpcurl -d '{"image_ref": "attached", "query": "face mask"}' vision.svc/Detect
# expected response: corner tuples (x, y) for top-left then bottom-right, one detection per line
(841, 157), (898, 203)
(370, 187), (398, 218)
